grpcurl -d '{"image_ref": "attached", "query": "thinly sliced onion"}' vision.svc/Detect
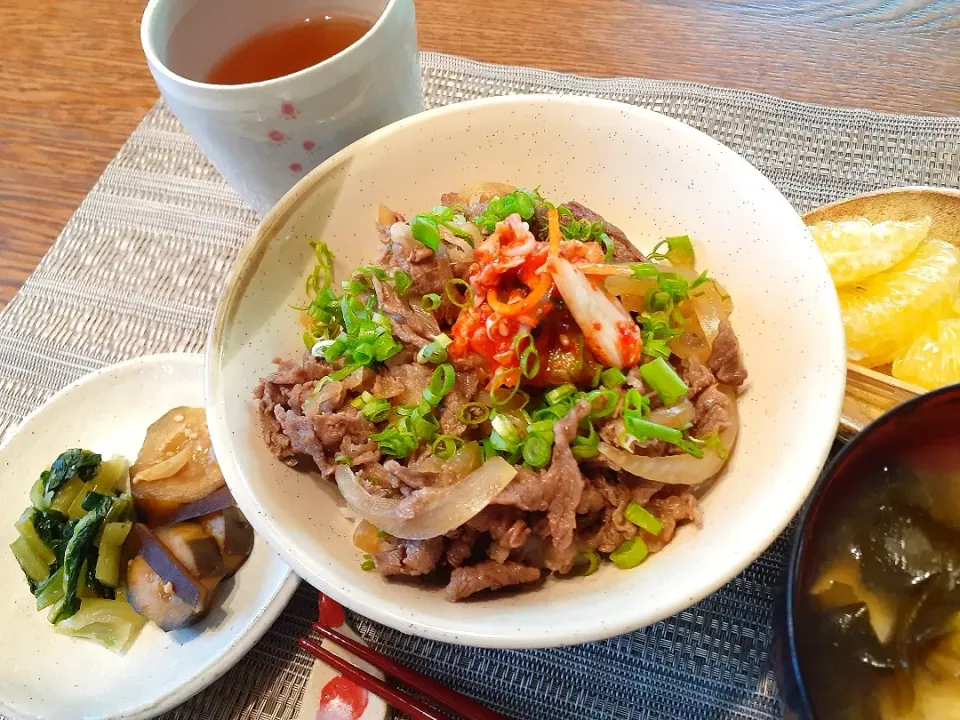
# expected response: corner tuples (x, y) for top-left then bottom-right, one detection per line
(389, 221), (415, 251)
(459, 181), (516, 203)
(669, 328), (711, 364)
(672, 267), (730, 348)
(335, 457), (518, 540)
(342, 367), (373, 391)
(579, 263), (636, 277)
(647, 399), (694, 429)
(303, 379), (344, 415)
(604, 276), (657, 298)
(133, 445), (191, 483)
(447, 215), (483, 247)
(378, 204), (401, 226)
(599, 387), (739, 485)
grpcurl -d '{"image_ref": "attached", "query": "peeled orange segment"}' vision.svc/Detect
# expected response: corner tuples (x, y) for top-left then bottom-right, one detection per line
(809, 216), (931, 287)
(892, 318), (960, 390)
(839, 239), (960, 368)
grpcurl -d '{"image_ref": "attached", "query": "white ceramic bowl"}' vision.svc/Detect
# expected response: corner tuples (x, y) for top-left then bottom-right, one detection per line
(206, 95), (846, 648)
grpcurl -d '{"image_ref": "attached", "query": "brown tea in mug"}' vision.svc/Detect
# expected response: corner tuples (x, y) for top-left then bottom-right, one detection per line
(205, 15), (372, 85)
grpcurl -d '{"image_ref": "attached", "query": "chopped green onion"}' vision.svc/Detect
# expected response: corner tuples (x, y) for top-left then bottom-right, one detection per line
(648, 235), (695, 267)
(411, 214), (440, 251)
(491, 413), (522, 444)
(421, 293), (441, 311)
(598, 232), (614, 262)
(590, 366), (603, 387)
(423, 363), (456, 407)
(410, 411), (439, 441)
(545, 383), (577, 406)
(361, 554), (375, 571)
(519, 345), (540, 379)
(600, 367), (627, 389)
(571, 421), (599, 459)
(416, 336), (450, 365)
(703, 431), (730, 460)
(584, 389), (618, 418)
(362, 398), (392, 423)
(527, 419), (555, 436)
(392, 269), (412, 295)
(334, 453), (351, 465)
(571, 550), (600, 576)
(631, 263), (660, 279)
(432, 434), (463, 459)
(522, 433), (553, 468)
(445, 278), (474, 308)
(457, 402), (490, 425)
(331, 363), (362, 381)
(515, 191), (536, 220)
(489, 368), (522, 407)
(623, 415), (704, 458)
(623, 502), (664, 535)
(639, 357), (689, 406)
(610, 537), (649, 569)
(689, 270), (710, 291)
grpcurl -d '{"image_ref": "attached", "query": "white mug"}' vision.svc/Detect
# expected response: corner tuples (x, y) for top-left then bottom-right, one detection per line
(141, 0), (423, 214)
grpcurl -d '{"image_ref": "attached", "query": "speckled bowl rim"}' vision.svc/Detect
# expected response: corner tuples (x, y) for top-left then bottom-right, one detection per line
(206, 94), (846, 648)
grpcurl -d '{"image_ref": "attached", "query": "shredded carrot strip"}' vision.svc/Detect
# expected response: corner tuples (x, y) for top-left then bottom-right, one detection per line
(548, 207), (561, 257)
(486, 273), (552, 317)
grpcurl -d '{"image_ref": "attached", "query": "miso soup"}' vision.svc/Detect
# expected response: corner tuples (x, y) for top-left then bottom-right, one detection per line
(797, 432), (960, 720)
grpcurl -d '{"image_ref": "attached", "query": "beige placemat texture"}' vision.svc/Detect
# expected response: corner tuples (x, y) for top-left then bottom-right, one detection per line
(1, 52), (959, 720)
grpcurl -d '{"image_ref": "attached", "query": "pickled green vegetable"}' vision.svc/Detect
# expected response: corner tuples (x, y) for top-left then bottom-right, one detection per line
(53, 597), (147, 654)
(11, 535), (50, 583)
(91, 458), (129, 495)
(95, 522), (132, 588)
(15, 509), (56, 566)
(50, 494), (114, 623)
(66, 486), (91, 521)
(49, 476), (84, 515)
(35, 567), (64, 610)
(30, 478), (52, 511)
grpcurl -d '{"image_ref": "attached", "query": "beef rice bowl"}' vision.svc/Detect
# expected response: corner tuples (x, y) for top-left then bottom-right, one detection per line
(254, 182), (747, 602)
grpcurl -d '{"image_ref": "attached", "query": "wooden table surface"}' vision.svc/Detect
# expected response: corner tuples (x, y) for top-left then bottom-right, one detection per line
(1, 0), (958, 311)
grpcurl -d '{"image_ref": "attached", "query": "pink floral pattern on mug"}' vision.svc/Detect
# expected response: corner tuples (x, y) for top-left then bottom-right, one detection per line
(268, 130), (288, 143)
(281, 102), (298, 119)
(302, 140), (316, 151)
(289, 162), (303, 174)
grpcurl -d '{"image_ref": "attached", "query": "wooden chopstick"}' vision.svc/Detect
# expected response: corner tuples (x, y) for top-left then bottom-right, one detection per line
(299, 637), (452, 720)
(308, 623), (506, 720)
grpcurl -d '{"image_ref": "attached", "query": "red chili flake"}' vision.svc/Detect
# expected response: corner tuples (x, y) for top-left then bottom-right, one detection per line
(315, 676), (368, 720)
(318, 593), (346, 627)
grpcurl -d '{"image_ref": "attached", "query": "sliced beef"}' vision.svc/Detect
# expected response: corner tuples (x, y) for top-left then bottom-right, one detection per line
(446, 561), (541, 601)
(543, 400), (591, 552)
(254, 355), (335, 463)
(708, 322), (747, 387)
(376, 362), (433, 407)
(371, 275), (437, 349)
(275, 408), (325, 467)
(492, 467), (552, 511)
(563, 201), (647, 263)
(543, 542), (578, 574)
(382, 459), (437, 490)
(445, 527), (479, 568)
(679, 356), (716, 400)
(340, 437), (380, 466)
(642, 493), (702, 552)
(693, 385), (732, 439)
(439, 369), (481, 436)
(373, 537), (445, 577)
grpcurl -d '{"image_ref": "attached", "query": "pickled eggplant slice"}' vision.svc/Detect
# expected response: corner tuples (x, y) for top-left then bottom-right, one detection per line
(200, 507), (254, 577)
(125, 555), (202, 631)
(125, 523), (211, 627)
(165, 486), (236, 526)
(130, 407), (226, 526)
(154, 522), (224, 580)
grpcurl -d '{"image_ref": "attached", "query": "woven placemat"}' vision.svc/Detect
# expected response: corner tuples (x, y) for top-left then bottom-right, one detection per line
(2, 52), (959, 720)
